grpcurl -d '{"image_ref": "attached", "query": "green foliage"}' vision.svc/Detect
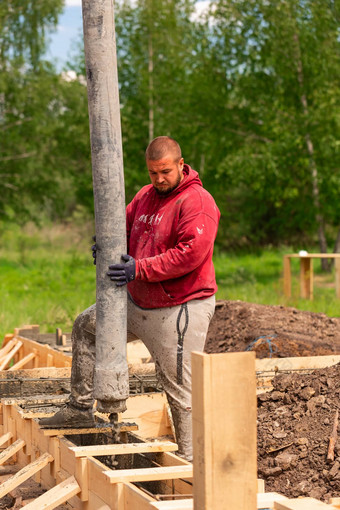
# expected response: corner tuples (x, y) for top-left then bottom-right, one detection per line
(1, 0), (340, 251)
(1, 223), (339, 343)
(0, 0), (63, 66)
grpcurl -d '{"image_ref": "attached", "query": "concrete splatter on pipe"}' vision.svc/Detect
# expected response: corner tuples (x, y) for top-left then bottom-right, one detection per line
(81, 0), (129, 413)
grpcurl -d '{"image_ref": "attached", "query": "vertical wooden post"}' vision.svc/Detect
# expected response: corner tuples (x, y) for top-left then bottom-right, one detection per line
(300, 257), (313, 299)
(335, 257), (340, 299)
(192, 352), (257, 510)
(283, 255), (292, 298)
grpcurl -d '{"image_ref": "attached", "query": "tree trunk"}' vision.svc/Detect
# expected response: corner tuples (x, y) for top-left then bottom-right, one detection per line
(334, 226), (340, 254)
(82, 0), (129, 413)
(148, 32), (154, 141)
(292, 31), (330, 271)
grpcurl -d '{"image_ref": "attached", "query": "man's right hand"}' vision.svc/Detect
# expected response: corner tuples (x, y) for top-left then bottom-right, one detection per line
(91, 236), (96, 265)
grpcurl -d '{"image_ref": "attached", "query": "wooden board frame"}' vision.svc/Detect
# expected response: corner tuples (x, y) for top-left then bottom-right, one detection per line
(1, 329), (340, 508)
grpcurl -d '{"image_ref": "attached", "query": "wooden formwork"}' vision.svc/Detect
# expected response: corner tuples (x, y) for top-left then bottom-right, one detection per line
(1, 327), (340, 508)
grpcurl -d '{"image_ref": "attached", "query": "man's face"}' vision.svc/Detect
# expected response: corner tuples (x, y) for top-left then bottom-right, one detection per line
(146, 154), (184, 195)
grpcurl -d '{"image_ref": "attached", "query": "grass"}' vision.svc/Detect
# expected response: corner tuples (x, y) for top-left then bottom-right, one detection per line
(214, 248), (340, 317)
(0, 221), (96, 342)
(0, 222), (339, 342)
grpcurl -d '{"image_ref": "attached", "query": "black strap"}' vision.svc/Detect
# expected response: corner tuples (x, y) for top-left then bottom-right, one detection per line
(176, 303), (189, 385)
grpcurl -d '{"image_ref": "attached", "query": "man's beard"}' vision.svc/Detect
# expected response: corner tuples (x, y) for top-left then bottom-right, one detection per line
(154, 172), (182, 196)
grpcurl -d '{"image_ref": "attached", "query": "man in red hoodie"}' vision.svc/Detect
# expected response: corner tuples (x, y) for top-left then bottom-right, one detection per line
(40, 137), (220, 461)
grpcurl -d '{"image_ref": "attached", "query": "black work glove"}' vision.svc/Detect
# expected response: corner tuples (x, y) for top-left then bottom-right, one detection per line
(91, 236), (96, 265)
(107, 255), (136, 286)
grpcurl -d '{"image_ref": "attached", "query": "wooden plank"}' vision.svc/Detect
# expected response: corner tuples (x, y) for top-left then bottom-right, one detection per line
(257, 479), (265, 493)
(0, 438), (25, 466)
(256, 354), (340, 374)
(120, 392), (172, 439)
(0, 341), (23, 370)
(42, 423), (138, 436)
(299, 257), (313, 299)
(70, 441), (177, 457)
(49, 437), (60, 478)
(0, 367), (71, 380)
(46, 353), (54, 367)
(15, 336), (71, 369)
(75, 457), (89, 502)
(0, 339), (18, 360)
(0, 432), (13, 448)
(87, 457), (122, 508)
(87, 491), (113, 510)
(23, 475), (80, 509)
(0, 452), (53, 498)
(59, 438), (77, 477)
(150, 501), (193, 509)
(123, 482), (156, 510)
(257, 492), (288, 508)
(192, 352), (257, 510)
(155, 450), (191, 467)
(335, 258), (340, 299)
(155, 451), (193, 496)
(285, 254), (340, 258)
(283, 255), (291, 298)
(274, 497), (338, 509)
(330, 498), (340, 509)
(105, 465), (193, 484)
(8, 352), (36, 371)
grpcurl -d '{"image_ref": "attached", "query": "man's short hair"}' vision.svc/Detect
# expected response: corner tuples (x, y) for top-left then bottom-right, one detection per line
(145, 136), (182, 162)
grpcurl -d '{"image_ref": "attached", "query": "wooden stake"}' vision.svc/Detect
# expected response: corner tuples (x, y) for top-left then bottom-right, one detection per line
(327, 409), (339, 463)
(299, 257), (313, 300)
(0, 339), (18, 359)
(0, 431), (13, 448)
(23, 475), (80, 509)
(192, 351), (257, 510)
(0, 341), (23, 370)
(283, 255), (292, 298)
(8, 352), (36, 371)
(0, 452), (53, 498)
(335, 258), (340, 299)
(0, 438), (25, 466)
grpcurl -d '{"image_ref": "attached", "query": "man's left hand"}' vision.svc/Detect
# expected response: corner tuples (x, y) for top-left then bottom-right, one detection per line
(107, 255), (136, 286)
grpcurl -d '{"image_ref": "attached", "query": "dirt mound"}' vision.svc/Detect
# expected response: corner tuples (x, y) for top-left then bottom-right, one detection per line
(206, 300), (340, 358)
(206, 300), (340, 500)
(257, 363), (340, 501)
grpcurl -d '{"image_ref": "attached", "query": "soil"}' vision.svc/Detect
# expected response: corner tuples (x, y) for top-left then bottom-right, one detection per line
(257, 363), (340, 502)
(206, 300), (340, 501)
(206, 300), (340, 358)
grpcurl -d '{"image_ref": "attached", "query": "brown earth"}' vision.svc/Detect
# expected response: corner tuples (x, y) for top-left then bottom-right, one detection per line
(206, 300), (340, 357)
(257, 364), (340, 502)
(206, 300), (340, 501)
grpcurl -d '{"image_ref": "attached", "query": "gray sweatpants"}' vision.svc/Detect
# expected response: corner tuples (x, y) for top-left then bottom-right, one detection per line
(69, 294), (215, 461)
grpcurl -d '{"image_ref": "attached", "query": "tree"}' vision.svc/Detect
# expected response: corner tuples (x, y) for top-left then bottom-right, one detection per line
(113, 0), (200, 201)
(0, 0), (68, 222)
(201, 0), (340, 251)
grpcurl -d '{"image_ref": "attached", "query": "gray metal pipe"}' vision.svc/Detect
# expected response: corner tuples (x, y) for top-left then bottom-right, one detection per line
(81, 0), (129, 413)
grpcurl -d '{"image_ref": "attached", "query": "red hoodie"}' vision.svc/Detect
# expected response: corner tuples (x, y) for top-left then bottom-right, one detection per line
(126, 164), (220, 308)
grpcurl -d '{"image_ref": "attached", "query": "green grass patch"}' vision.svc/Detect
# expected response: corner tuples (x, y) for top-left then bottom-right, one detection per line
(215, 248), (340, 317)
(0, 221), (96, 342)
(0, 223), (339, 343)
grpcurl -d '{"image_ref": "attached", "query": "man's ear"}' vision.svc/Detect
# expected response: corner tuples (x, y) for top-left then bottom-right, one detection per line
(179, 157), (184, 170)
